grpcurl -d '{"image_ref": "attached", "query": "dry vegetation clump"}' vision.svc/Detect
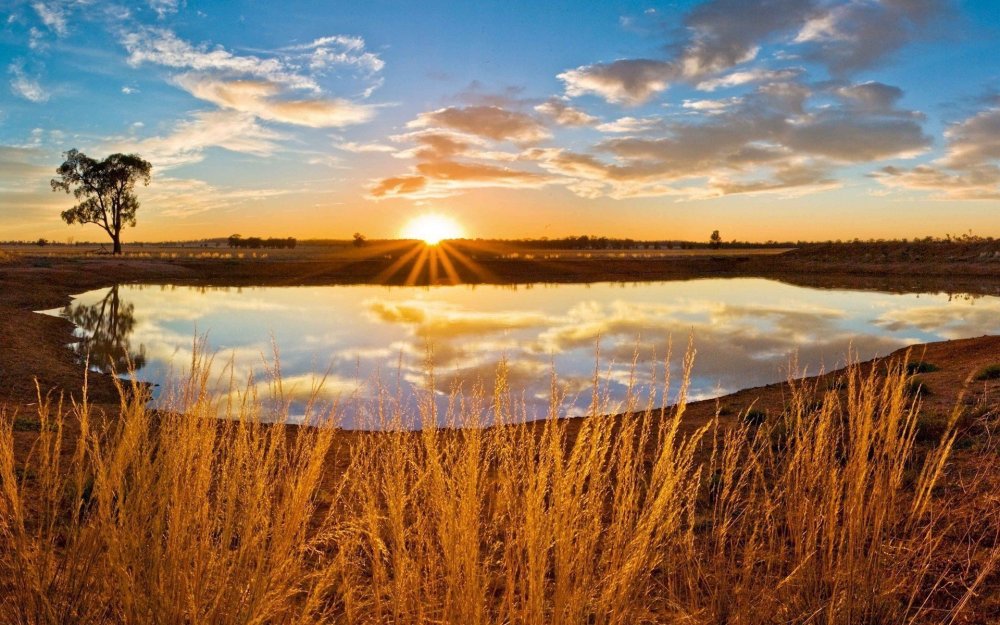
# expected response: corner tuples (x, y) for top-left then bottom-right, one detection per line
(0, 350), (996, 625)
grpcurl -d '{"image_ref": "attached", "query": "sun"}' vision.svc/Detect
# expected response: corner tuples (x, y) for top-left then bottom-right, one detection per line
(401, 214), (464, 245)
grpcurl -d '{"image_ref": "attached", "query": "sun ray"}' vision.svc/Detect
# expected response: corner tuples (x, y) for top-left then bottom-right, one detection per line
(439, 241), (497, 283)
(373, 242), (425, 284)
(404, 244), (431, 286)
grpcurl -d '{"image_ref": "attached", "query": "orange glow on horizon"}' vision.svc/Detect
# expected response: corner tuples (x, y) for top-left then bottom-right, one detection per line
(400, 214), (464, 245)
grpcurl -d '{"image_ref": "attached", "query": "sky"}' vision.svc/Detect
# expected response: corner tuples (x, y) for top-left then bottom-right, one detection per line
(2, 0), (1000, 242)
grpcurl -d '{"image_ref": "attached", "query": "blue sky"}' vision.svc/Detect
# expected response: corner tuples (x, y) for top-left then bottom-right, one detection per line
(3, 0), (1000, 241)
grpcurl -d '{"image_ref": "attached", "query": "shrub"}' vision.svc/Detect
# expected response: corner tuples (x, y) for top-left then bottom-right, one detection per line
(742, 408), (767, 426)
(974, 364), (1000, 381)
(907, 377), (932, 397)
(907, 361), (940, 374)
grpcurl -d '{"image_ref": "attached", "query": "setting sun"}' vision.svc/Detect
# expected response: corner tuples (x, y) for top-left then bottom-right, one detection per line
(401, 214), (464, 245)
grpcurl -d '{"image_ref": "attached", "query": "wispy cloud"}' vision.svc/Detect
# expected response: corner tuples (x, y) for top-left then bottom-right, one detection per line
(282, 35), (385, 74)
(335, 141), (396, 153)
(109, 110), (285, 169)
(122, 27), (320, 91)
(148, 0), (180, 19)
(144, 176), (291, 217)
(8, 61), (48, 103)
(31, 1), (67, 36)
(173, 74), (375, 128)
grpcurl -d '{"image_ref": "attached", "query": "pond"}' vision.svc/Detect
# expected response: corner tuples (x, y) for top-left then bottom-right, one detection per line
(43, 278), (1000, 428)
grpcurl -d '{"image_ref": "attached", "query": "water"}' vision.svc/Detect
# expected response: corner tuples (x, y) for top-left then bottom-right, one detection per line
(44, 278), (1000, 428)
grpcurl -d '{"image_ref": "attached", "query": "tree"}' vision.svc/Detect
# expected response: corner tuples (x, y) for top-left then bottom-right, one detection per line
(61, 285), (146, 374)
(228, 234), (243, 248)
(51, 149), (152, 255)
(353, 232), (367, 247)
(710, 230), (722, 249)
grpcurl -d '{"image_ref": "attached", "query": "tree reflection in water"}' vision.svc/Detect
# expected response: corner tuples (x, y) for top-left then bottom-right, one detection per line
(62, 285), (147, 374)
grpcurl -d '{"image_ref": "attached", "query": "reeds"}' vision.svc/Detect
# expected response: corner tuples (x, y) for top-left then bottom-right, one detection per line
(0, 347), (994, 624)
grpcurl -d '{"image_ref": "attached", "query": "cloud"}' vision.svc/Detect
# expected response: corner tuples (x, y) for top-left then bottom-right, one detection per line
(409, 106), (550, 144)
(558, 1), (951, 105)
(143, 176), (291, 217)
(121, 28), (321, 91)
(596, 116), (665, 134)
(369, 105), (559, 199)
(8, 62), (48, 103)
(939, 106), (1000, 169)
(173, 74), (375, 128)
(832, 81), (905, 113)
(682, 97), (742, 113)
(558, 59), (678, 105)
(111, 110), (285, 169)
(523, 81), (927, 200)
(335, 141), (396, 153)
(873, 106), (1000, 199)
(148, 0), (180, 18)
(283, 35), (385, 74)
(696, 68), (803, 91)
(678, 0), (814, 78)
(795, 0), (953, 75)
(369, 161), (555, 200)
(368, 175), (428, 198)
(534, 99), (597, 126)
(0, 146), (50, 190)
(32, 1), (67, 36)
(784, 112), (929, 162)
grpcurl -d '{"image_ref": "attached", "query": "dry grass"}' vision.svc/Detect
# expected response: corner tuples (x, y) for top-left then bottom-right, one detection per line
(0, 348), (996, 624)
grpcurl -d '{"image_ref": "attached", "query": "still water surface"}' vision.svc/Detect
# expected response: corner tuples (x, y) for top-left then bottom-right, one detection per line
(46, 278), (1000, 428)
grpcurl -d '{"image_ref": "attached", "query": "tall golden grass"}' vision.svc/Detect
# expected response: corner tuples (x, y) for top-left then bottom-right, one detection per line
(0, 348), (994, 624)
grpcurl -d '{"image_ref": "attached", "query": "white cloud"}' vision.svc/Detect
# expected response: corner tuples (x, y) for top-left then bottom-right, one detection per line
(8, 62), (48, 103)
(32, 1), (67, 36)
(122, 28), (321, 92)
(148, 0), (180, 19)
(696, 68), (802, 92)
(335, 141), (396, 153)
(111, 110), (285, 169)
(682, 98), (742, 113)
(144, 176), (291, 217)
(534, 99), (597, 126)
(558, 59), (677, 105)
(595, 116), (664, 134)
(284, 35), (385, 74)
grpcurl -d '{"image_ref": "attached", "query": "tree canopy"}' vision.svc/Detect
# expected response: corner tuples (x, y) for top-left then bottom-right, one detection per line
(51, 149), (152, 255)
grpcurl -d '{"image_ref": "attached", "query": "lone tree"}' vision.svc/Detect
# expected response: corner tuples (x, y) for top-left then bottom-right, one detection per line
(51, 149), (152, 255)
(710, 230), (722, 249)
(353, 232), (367, 247)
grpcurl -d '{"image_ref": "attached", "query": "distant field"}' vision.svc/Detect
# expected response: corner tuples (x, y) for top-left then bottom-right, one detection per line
(0, 241), (793, 262)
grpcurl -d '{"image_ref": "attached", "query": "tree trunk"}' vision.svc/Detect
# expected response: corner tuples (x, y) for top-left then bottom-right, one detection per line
(112, 233), (122, 255)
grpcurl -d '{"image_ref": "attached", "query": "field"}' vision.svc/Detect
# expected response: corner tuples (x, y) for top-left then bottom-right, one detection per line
(1, 247), (999, 623)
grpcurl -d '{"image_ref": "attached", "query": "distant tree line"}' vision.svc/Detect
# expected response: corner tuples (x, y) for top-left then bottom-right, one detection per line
(227, 234), (297, 249)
